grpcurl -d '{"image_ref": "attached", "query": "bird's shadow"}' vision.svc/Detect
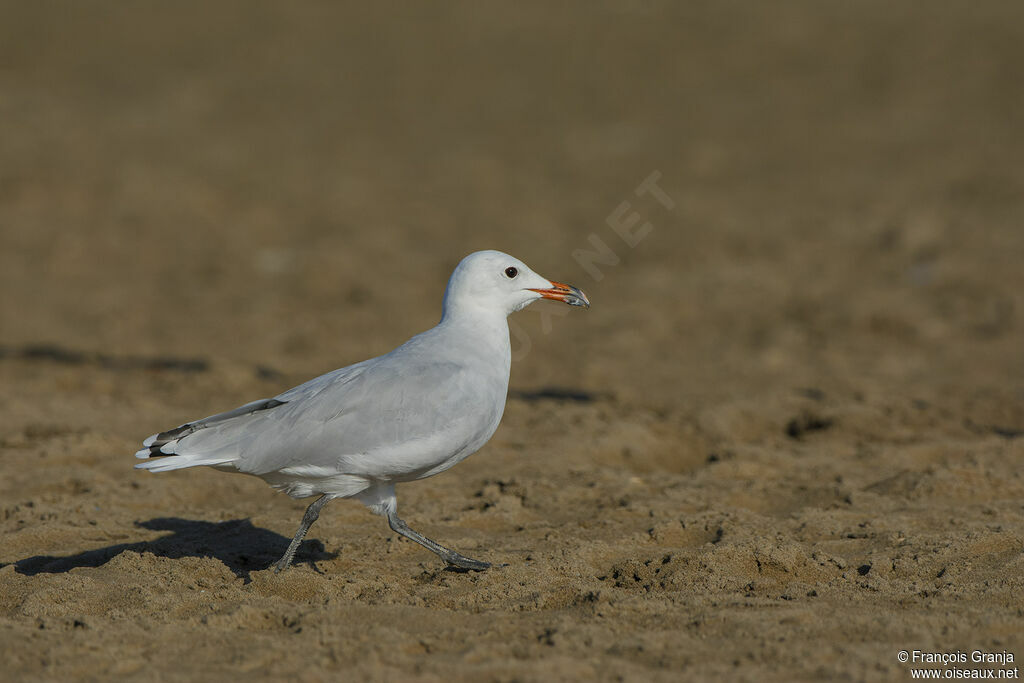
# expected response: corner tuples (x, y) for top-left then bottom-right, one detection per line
(6, 518), (336, 583)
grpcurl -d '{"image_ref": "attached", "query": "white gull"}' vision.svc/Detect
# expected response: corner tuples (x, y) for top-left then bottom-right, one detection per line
(134, 250), (590, 572)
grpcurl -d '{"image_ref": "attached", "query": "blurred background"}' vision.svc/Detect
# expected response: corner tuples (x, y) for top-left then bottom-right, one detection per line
(3, 1), (1021, 413)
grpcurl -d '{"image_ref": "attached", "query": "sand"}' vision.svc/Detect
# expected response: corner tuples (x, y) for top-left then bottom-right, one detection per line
(1, 3), (1023, 681)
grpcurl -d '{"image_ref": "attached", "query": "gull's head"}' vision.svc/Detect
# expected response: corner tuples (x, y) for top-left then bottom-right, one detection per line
(442, 250), (590, 319)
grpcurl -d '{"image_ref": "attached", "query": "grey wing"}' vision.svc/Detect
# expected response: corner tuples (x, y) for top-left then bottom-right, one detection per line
(136, 397), (286, 457)
(135, 359), (373, 460)
(137, 349), (505, 480)
(208, 355), (503, 478)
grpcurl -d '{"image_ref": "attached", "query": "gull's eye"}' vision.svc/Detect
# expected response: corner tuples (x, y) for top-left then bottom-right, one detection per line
(504, 266), (519, 279)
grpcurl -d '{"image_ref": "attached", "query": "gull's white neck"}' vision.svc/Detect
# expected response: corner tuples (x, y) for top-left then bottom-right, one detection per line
(436, 304), (512, 377)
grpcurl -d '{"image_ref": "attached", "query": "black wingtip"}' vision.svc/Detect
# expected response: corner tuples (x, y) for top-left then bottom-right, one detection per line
(152, 423), (195, 446)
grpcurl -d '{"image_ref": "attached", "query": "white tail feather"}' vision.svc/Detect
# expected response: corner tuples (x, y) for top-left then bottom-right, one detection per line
(134, 454), (237, 472)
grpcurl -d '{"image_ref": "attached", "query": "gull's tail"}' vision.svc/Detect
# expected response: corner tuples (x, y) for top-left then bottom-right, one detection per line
(134, 397), (286, 472)
(134, 450), (237, 472)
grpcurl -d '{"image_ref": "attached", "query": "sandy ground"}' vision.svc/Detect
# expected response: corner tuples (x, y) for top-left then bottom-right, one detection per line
(2, 3), (1023, 681)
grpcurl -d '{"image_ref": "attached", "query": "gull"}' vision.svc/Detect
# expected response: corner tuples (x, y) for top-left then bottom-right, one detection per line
(135, 250), (590, 572)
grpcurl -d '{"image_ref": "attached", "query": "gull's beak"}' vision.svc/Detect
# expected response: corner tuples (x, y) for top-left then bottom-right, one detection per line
(528, 280), (591, 309)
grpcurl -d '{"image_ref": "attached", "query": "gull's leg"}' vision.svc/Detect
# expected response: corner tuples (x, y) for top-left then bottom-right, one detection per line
(274, 494), (331, 573)
(386, 509), (490, 571)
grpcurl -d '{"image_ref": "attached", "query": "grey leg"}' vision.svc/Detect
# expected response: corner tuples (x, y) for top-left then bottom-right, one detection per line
(274, 494), (331, 573)
(386, 509), (490, 571)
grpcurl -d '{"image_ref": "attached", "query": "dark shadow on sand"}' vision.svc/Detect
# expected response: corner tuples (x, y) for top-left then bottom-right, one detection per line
(7, 518), (336, 583)
(509, 386), (613, 403)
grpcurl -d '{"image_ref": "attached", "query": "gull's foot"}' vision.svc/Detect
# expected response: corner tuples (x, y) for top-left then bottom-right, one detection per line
(273, 557), (292, 574)
(443, 553), (491, 572)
